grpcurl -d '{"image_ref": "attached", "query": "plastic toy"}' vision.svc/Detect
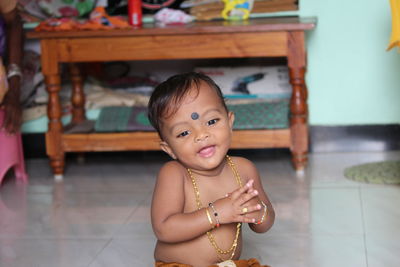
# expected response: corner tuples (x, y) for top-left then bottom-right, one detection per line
(221, 0), (253, 20)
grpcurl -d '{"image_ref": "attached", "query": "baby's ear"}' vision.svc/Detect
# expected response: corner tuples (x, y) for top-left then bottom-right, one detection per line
(160, 141), (177, 160)
(228, 111), (235, 130)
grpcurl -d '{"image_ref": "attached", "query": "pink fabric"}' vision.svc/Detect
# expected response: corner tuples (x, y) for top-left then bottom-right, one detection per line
(0, 109), (28, 185)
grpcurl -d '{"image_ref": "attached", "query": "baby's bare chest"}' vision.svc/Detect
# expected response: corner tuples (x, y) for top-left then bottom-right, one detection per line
(183, 175), (245, 212)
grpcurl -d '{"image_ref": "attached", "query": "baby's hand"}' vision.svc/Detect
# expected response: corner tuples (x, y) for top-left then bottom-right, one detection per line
(212, 180), (262, 224)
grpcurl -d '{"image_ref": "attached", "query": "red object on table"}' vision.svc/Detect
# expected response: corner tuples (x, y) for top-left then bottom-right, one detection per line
(128, 0), (142, 26)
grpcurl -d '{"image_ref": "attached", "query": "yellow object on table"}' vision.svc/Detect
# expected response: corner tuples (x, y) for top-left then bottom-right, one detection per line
(388, 0), (400, 50)
(222, 0), (253, 20)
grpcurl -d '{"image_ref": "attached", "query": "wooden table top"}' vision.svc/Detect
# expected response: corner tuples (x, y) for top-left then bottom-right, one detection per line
(27, 17), (317, 39)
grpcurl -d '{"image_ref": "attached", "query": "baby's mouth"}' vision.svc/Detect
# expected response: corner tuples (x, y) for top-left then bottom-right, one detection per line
(198, 145), (216, 158)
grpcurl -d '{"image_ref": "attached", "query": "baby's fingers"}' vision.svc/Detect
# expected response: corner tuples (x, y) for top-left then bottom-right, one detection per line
(241, 216), (257, 224)
(239, 204), (262, 223)
(240, 203), (262, 215)
(236, 189), (258, 206)
(230, 180), (254, 200)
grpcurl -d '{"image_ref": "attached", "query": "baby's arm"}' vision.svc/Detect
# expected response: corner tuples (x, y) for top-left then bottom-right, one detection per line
(233, 157), (275, 233)
(151, 161), (260, 243)
(151, 161), (204, 243)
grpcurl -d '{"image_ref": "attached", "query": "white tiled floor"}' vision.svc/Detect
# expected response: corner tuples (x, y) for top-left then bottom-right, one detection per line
(1, 150), (399, 267)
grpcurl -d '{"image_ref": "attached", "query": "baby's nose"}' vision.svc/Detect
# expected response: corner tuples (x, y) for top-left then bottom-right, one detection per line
(195, 131), (209, 142)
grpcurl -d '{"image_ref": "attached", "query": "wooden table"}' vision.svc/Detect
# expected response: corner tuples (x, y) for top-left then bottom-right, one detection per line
(27, 17), (316, 178)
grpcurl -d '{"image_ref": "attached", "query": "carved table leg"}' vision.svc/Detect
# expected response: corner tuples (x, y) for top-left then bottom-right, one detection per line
(287, 31), (309, 171)
(45, 74), (65, 178)
(69, 63), (86, 123)
(40, 39), (65, 179)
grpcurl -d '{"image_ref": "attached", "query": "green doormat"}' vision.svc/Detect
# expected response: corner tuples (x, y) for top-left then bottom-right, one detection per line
(344, 160), (400, 184)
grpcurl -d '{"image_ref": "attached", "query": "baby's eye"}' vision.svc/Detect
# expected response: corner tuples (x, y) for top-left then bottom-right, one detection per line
(177, 130), (190, 138)
(207, 119), (219, 126)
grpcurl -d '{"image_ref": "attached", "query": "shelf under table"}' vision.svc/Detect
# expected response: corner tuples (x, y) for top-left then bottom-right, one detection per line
(60, 129), (291, 152)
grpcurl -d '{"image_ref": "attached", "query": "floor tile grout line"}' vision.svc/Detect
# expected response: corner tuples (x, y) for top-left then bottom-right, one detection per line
(110, 190), (153, 238)
(87, 237), (113, 267)
(358, 187), (369, 267)
(85, 192), (152, 266)
(123, 190), (152, 223)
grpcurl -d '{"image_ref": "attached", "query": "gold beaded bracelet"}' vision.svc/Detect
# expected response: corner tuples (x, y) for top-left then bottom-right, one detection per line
(253, 201), (268, 225)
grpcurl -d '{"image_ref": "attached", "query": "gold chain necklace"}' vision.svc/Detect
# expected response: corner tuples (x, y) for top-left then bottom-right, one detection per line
(187, 155), (243, 261)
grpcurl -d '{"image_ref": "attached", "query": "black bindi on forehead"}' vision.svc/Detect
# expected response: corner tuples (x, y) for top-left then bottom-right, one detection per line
(191, 112), (199, 120)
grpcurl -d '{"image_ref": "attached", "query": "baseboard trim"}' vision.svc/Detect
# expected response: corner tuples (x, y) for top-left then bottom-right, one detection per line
(310, 124), (400, 153)
(22, 124), (400, 158)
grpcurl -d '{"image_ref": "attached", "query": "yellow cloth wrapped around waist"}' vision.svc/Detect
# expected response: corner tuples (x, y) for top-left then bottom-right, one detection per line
(155, 258), (270, 267)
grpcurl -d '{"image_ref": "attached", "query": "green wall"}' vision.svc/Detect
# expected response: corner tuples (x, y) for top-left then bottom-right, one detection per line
(301, 0), (400, 125)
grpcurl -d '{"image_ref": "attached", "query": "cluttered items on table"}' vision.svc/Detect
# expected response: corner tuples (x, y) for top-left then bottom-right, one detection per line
(22, 0), (299, 31)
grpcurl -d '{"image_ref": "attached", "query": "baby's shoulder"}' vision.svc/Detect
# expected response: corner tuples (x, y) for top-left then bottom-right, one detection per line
(229, 156), (256, 170)
(228, 156), (259, 181)
(157, 160), (187, 180)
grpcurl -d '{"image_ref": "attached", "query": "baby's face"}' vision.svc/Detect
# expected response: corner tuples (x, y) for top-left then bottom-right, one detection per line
(159, 82), (234, 172)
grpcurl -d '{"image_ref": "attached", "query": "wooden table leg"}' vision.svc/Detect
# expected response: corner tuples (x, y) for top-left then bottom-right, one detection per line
(41, 39), (65, 179)
(287, 31), (309, 171)
(45, 74), (65, 178)
(69, 63), (86, 123)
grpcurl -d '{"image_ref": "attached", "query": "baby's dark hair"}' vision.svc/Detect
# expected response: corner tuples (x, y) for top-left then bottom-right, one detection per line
(148, 72), (228, 139)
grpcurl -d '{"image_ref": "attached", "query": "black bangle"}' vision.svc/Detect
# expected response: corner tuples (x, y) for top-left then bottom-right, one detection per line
(208, 202), (220, 227)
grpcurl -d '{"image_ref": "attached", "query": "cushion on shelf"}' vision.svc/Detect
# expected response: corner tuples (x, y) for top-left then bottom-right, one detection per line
(94, 99), (289, 133)
(95, 106), (154, 132)
(228, 100), (289, 130)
